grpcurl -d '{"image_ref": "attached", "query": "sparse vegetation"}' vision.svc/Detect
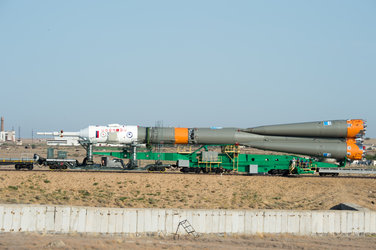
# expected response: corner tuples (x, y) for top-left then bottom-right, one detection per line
(78, 190), (90, 197)
(8, 185), (18, 190)
(365, 154), (376, 160)
(119, 197), (128, 201)
(0, 165), (374, 210)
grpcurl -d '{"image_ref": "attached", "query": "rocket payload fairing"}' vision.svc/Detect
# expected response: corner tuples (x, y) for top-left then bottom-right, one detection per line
(38, 119), (366, 161)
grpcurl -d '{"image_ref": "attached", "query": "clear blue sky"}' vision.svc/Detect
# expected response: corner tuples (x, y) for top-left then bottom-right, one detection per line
(0, 0), (375, 138)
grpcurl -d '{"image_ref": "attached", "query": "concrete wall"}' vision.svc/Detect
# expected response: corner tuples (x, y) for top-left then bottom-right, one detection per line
(0, 204), (375, 235)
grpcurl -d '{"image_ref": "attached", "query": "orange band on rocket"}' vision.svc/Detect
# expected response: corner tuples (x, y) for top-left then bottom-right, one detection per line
(174, 128), (189, 144)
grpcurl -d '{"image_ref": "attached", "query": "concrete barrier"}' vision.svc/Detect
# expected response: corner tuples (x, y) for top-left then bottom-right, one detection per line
(0, 204), (375, 235)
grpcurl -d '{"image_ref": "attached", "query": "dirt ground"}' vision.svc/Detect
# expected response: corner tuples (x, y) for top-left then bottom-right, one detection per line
(0, 233), (375, 250)
(0, 171), (375, 210)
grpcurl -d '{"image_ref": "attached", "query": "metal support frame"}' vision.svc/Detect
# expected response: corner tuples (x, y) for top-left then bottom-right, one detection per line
(124, 143), (138, 169)
(78, 140), (94, 165)
(223, 145), (240, 171)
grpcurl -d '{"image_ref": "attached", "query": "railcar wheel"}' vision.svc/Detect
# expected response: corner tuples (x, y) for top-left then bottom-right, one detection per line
(268, 169), (276, 175)
(282, 170), (289, 176)
(215, 168), (223, 174)
(181, 167), (189, 173)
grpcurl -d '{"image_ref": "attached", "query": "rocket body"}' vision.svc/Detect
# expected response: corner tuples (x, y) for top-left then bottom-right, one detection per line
(38, 119), (366, 161)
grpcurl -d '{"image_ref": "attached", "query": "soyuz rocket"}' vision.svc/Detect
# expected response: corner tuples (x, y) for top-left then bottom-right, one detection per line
(38, 119), (366, 161)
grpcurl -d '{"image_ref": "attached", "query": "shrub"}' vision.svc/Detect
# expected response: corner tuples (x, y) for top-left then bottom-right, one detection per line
(79, 190), (90, 196)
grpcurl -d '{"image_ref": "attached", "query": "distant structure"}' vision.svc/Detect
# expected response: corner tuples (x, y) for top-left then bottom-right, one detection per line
(0, 117), (16, 142)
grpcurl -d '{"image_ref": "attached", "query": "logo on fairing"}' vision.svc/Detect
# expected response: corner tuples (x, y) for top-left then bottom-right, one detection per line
(126, 132), (133, 138)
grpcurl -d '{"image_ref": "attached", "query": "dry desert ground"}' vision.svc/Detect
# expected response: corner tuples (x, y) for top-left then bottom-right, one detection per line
(1, 233), (376, 250)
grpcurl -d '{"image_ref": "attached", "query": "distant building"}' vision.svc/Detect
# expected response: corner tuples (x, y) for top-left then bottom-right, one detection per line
(0, 131), (16, 142)
(0, 117), (16, 142)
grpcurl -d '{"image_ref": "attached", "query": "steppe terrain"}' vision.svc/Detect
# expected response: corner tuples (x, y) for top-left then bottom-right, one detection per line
(0, 171), (376, 210)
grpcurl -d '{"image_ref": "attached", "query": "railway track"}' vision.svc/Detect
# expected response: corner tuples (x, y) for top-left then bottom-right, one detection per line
(0, 167), (375, 179)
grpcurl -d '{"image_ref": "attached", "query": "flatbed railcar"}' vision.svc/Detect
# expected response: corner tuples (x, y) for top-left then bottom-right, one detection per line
(0, 154), (38, 170)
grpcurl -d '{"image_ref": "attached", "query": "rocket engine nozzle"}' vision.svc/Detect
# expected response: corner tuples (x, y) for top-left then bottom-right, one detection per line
(346, 138), (365, 160)
(346, 119), (366, 138)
